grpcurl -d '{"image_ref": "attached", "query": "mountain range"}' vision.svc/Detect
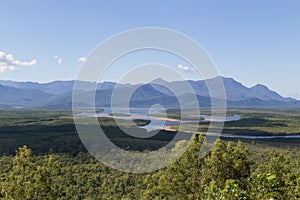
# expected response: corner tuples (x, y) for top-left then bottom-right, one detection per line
(0, 76), (299, 109)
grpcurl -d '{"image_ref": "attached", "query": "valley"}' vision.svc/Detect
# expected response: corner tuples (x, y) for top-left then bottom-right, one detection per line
(0, 108), (299, 199)
(0, 108), (299, 156)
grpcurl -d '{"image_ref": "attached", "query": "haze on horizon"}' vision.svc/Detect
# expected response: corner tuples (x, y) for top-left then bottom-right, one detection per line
(0, 1), (300, 99)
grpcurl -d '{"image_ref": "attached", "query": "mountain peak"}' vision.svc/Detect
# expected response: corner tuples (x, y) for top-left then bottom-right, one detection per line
(150, 78), (169, 84)
(251, 84), (269, 90)
(0, 76), (299, 108)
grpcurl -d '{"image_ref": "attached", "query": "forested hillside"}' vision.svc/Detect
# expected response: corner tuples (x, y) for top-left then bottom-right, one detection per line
(0, 137), (299, 200)
(0, 109), (299, 199)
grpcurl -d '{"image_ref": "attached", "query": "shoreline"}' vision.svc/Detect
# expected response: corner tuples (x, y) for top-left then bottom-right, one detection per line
(162, 125), (300, 139)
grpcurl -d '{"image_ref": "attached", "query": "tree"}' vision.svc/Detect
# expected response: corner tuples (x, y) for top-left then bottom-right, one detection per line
(142, 136), (205, 200)
(202, 140), (251, 188)
(251, 150), (299, 200)
(0, 146), (60, 200)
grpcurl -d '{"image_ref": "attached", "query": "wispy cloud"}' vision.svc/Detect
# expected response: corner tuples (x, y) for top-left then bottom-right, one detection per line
(54, 55), (62, 64)
(177, 64), (195, 73)
(0, 51), (37, 73)
(78, 57), (87, 63)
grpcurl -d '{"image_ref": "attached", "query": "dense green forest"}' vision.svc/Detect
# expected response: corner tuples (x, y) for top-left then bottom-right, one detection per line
(0, 109), (299, 199)
(0, 137), (299, 199)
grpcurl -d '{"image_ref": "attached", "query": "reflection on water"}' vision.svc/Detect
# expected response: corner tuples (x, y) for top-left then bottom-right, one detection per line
(76, 107), (240, 132)
(77, 112), (181, 133)
(76, 108), (300, 138)
(199, 114), (241, 122)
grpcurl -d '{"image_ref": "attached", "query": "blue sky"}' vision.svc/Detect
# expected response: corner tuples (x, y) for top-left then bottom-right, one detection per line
(0, 0), (300, 98)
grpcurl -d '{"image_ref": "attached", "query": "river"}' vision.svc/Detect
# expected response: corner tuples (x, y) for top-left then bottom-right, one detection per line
(76, 108), (300, 139)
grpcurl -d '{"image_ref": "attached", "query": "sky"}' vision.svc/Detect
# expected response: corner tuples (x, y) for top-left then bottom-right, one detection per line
(0, 0), (300, 98)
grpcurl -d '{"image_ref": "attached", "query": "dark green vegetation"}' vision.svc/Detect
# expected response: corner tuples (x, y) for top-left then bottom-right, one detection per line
(0, 138), (299, 199)
(0, 109), (179, 154)
(108, 113), (131, 117)
(0, 109), (299, 199)
(149, 109), (204, 121)
(0, 109), (82, 155)
(132, 119), (151, 126)
(169, 108), (300, 136)
(222, 109), (300, 135)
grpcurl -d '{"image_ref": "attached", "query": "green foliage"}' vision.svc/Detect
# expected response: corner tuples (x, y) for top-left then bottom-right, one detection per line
(204, 180), (249, 200)
(0, 109), (299, 199)
(142, 136), (204, 200)
(251, 151), (300, 199)
(172, 108), (300, 136)
(202, 140), (251, 189)
(0, 139), (299, 199)
(0, 146), (60, 200)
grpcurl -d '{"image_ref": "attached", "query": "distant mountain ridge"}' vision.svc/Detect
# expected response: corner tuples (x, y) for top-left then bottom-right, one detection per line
(0, 76), (298, 108)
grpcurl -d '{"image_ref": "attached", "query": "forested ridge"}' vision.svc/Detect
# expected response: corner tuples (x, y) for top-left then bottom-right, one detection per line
(0, 137), (299, 200)
(0, 109), (299, 199)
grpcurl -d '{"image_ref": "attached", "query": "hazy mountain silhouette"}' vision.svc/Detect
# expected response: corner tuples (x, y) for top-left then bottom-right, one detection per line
(0, 76), (298, 108)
